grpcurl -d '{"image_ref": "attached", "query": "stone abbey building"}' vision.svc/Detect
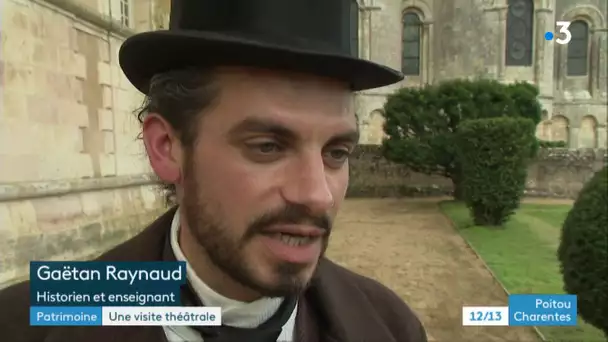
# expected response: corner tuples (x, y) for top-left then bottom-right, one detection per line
(0, 0), (606, 287)
(355, 0), (607, 148)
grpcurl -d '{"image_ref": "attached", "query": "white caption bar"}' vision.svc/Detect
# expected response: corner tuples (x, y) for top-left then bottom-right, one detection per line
(462, 306), (509, 326)
(102, 306), (222, 326)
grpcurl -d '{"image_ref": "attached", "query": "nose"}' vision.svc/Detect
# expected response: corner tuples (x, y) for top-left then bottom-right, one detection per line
(281, 154), (334, 214)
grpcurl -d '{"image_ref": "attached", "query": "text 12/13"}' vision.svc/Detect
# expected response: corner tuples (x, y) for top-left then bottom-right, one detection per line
(462, 306), (509, 326)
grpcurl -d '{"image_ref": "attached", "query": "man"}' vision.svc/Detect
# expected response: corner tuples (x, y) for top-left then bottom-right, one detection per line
(0, 0), (428, 341)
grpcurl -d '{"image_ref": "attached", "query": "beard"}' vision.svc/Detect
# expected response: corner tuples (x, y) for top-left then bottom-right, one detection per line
(181, 154), (332, 298)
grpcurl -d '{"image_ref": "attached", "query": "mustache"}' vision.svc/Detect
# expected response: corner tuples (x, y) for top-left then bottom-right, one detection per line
(245, 204), (331, 238)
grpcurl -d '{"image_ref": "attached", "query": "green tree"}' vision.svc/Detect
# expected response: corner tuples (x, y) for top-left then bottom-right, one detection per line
(455, 117), (536, 226)
(558, 166), (608, 338)
(382, 78), (541, 199)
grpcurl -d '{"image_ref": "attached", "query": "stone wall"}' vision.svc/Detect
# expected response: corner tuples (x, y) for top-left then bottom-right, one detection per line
(1, 0), (156, 181)
(0, 176), (167, 289)
(525, 148), (608, 197)
(347, 145), (608, 199)
(0, 0), (167, 289)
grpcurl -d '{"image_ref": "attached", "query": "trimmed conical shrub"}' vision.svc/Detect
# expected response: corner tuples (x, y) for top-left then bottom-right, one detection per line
(558, 165), (608, 337)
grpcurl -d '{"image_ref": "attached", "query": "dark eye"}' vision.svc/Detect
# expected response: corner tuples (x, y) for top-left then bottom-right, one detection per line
(324, 149), (350, 168)
(254, 142), (281, 154)
(328, 149), (350, 161)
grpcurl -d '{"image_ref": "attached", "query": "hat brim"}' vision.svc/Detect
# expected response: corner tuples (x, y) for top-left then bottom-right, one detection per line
(119, 30), (404, 94)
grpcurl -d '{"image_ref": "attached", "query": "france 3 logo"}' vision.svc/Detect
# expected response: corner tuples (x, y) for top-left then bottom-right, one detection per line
(544, 22), (573, 45)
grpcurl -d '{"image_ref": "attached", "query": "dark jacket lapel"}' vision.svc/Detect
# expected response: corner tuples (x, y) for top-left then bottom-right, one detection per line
(296, 260), (401, 342)
(43, 208), (180, 342)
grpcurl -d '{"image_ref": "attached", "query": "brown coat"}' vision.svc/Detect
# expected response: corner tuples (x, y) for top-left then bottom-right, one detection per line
(0, 208), (427, 342)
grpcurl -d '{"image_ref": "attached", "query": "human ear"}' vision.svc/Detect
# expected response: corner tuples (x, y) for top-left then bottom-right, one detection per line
(142, 114), (183, 184)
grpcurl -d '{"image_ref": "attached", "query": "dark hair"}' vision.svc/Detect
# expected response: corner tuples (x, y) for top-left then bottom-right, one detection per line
(135, 68), (219, 205)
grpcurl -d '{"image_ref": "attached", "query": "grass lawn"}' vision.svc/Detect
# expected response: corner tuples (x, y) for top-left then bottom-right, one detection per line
(440, 201), (606, 342)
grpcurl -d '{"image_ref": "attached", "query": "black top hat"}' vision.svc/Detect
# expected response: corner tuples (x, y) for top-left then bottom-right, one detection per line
(119, 0), (404, 94)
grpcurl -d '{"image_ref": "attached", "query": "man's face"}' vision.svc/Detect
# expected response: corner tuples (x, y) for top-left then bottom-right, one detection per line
(178, 67), (357, 298)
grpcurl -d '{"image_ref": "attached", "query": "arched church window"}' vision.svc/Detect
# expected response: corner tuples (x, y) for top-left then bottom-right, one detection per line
(402, 12), (422, 75)
(505, 0), (534, 66)
(567, 20), (589, 76)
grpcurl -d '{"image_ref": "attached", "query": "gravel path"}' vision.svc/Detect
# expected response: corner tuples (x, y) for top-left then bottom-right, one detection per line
(327, 198), (541, 342)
